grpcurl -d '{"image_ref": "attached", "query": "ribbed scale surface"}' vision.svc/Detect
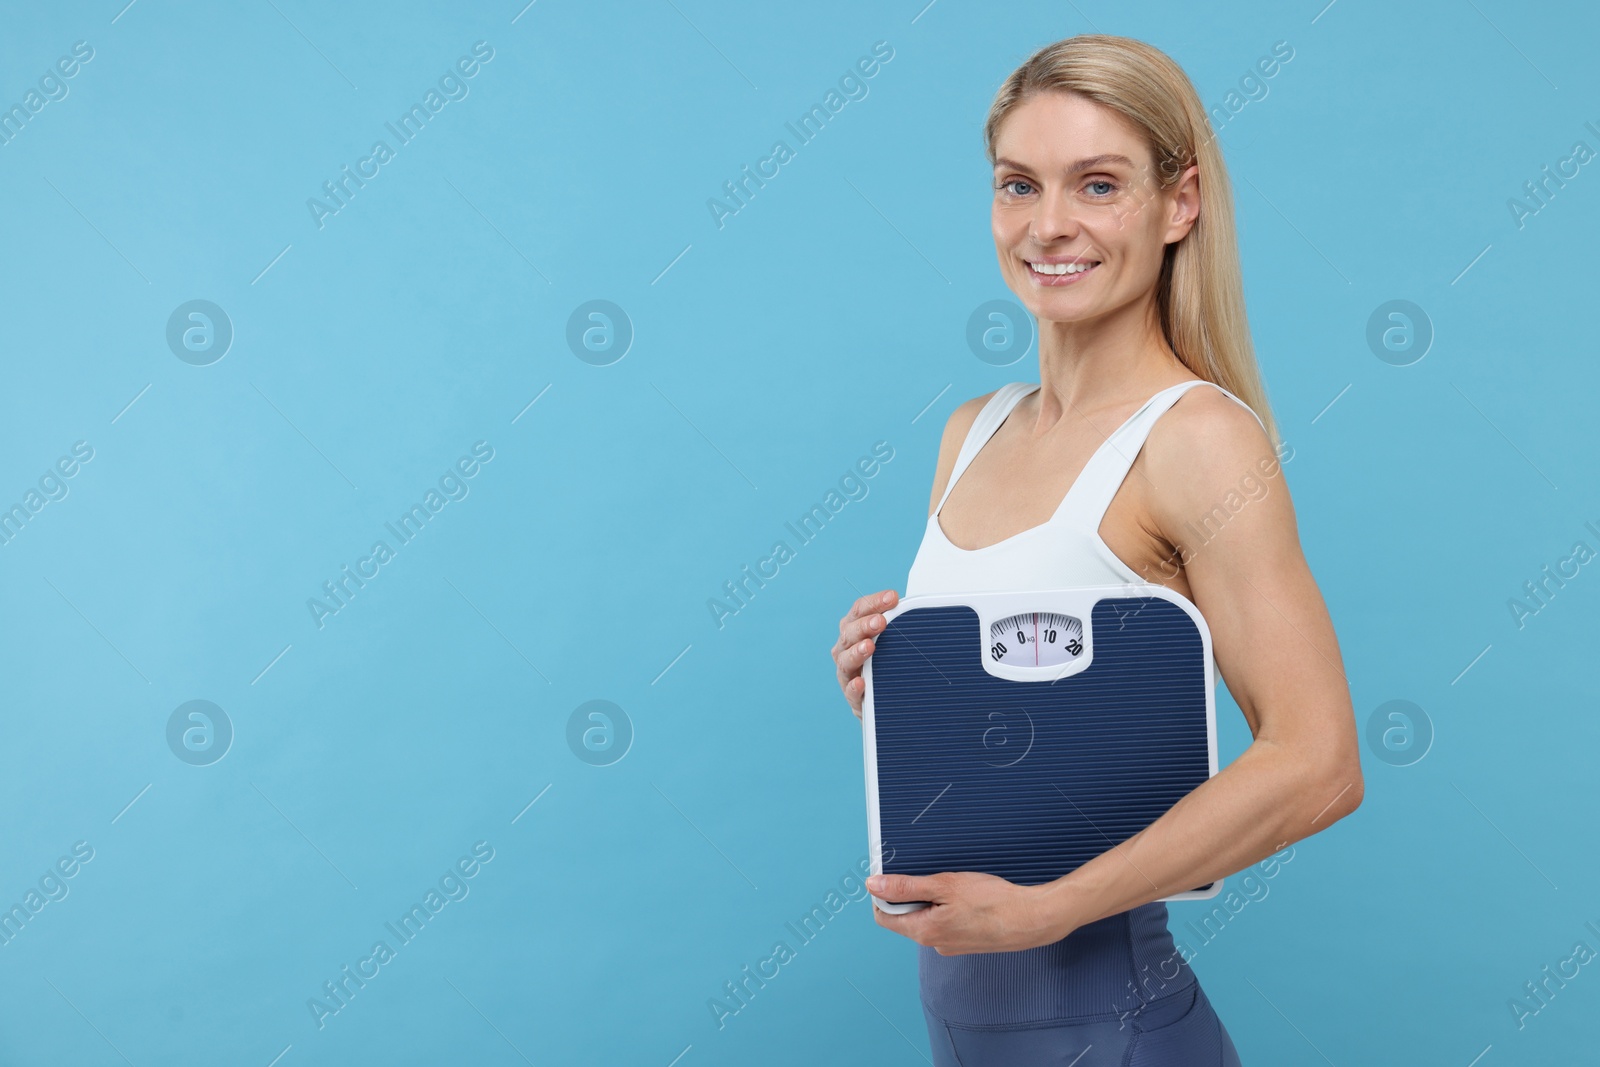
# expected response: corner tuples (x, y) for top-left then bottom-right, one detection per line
(873, 597), (1208, 886)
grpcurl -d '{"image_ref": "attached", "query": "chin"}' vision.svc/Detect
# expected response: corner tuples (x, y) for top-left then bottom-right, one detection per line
(1019, 292), (1095, 324)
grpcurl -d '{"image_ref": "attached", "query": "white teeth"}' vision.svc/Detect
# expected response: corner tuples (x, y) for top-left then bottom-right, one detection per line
(1028, 260), (1097, 275)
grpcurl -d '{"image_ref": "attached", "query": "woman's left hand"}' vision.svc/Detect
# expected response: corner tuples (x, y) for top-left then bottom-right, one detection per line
(866, 871), (1073, 954)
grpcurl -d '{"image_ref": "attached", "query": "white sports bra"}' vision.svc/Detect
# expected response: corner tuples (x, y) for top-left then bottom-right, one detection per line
(904, 378), (1266, 598)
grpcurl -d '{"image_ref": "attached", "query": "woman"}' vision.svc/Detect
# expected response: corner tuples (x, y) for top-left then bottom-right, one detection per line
(832, 35), (1363, 1066)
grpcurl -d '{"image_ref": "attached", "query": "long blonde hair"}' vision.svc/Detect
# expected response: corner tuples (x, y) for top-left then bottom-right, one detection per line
(984, 34), (1280, 450)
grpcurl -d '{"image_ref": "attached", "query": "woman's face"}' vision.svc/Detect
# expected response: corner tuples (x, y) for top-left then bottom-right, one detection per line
(990, 91), (1197, 325)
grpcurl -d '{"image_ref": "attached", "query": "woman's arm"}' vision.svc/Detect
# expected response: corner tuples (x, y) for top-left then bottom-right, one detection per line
(1035, 386), (1364, 935)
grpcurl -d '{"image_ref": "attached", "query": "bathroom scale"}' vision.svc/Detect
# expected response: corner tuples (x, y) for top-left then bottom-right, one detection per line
(861, 585), (1224, 914)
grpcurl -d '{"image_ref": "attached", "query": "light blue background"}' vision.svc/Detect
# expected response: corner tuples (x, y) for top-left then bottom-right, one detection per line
(1, 0), (1596, 1063)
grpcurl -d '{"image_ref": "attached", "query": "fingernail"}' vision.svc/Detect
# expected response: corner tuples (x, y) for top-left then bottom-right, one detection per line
(867, 876), (883, 891)
(881, 593), (893, 605)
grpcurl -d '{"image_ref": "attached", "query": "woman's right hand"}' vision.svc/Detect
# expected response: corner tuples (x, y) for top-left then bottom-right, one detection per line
(834, 589), (899, 720)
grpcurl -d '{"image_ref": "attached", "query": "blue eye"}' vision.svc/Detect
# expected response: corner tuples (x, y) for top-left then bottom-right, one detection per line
(997, 179), (1034, 196)
(1086, 180), (1116, 196)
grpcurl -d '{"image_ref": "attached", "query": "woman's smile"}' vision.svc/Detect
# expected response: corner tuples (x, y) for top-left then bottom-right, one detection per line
(1024, 256), (1102, 285)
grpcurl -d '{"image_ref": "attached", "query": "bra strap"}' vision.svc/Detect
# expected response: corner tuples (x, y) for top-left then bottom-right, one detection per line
(932, 383), (1033, 515)
(1063, 379), (1267, 538)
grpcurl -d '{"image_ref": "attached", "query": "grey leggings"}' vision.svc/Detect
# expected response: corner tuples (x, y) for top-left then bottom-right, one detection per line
(922, 979), (1243, 1066)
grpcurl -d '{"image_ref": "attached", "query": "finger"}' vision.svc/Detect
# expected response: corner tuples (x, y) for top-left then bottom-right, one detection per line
(845, 588), (891, 626)
(837, 669), (865, 719)
(834, 633), (877, 676)
(833, 655), (865, 714)
(837, 607), (891, 663)
(841, 589), (899, 636)
(837, 611), (876, 650)
(833, 639), (871, 692)
(840, 678), (860, 712)
(838, 590), (897, 713)
(867, 873), (940, 904)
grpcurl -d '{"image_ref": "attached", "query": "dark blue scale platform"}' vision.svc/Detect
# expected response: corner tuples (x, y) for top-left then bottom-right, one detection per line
(869, 596), (1217, 894)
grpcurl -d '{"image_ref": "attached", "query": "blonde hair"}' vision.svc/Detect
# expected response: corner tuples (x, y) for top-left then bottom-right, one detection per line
(984, 34), (1280, 449)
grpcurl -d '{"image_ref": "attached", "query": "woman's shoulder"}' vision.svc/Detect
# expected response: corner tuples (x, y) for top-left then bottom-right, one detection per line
(938, 384), (1023, 450)
(1142, 380), (1284, 514)
(1147, 379), (1264, 445)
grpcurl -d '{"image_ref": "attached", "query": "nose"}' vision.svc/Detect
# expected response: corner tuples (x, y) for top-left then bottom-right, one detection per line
(1030, 187), (1082, 245)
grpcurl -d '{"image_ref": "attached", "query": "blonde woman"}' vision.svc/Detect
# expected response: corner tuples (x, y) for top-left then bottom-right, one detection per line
(833, 35), (1362, 1066)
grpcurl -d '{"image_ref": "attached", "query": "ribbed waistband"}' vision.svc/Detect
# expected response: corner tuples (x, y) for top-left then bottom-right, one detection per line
(918, 902), (1194, 1027)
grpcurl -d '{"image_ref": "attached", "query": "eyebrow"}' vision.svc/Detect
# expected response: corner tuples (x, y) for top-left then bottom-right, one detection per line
(992, 153), (1136, 175)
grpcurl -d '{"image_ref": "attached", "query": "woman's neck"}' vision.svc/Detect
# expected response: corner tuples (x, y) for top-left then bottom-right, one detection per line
(1030, 294), (1187, 432)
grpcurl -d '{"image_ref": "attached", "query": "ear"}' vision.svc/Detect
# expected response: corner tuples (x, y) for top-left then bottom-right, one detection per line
(1162, 163), (1201, 244)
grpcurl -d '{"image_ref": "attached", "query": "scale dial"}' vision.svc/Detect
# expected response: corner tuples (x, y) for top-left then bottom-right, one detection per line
(987, 611), (1084, 667)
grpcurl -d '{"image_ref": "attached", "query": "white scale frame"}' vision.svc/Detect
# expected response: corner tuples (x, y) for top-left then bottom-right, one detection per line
(862, 583), (1223, 913)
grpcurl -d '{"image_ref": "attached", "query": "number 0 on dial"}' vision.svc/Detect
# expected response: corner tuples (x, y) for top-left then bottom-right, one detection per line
(987, 612), (1085, 667)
